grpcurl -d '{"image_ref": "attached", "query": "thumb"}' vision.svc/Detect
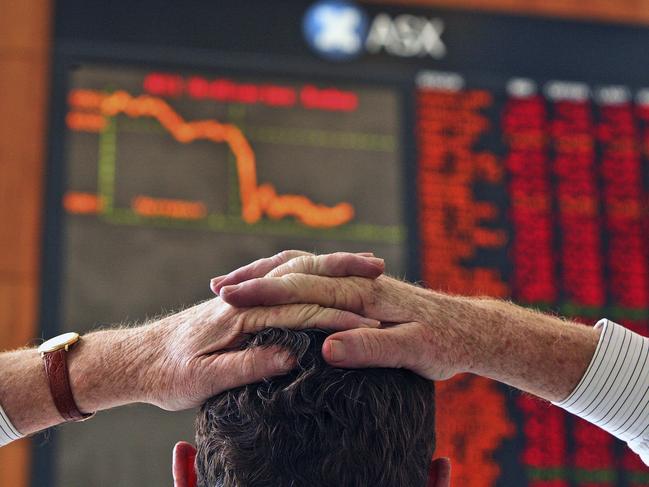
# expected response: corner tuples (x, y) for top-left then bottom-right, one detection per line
(322, 325), (418, 369)
(208, 346), (296, 394)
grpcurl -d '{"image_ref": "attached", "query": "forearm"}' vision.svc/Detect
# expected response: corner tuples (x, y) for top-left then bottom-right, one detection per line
(0, 326), (154, 436)
(434, 295), (600, 402)
(440, 296), (649, 464)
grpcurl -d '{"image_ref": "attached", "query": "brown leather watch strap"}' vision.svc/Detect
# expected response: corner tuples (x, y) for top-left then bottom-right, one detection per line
(42, 349), (91, 422)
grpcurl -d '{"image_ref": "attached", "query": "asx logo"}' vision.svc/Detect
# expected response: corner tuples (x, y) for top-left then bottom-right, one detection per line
(303, 0), (446, 61)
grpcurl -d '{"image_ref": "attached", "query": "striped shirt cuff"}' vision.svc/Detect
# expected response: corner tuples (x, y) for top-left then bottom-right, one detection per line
(553, 319), (649, 465)
(0, 402), (23, 447)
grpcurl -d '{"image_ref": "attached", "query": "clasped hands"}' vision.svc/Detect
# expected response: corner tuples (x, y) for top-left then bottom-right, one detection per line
(142, 251), (470, 412)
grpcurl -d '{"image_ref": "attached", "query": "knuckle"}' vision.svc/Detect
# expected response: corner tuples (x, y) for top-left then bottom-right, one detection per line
(280, 273), (302, 293)
(232, 310), (251, 332)
(265, 265), (285, 278)
(277, 250), (309, 263)
(297, 303), (323, 323)
(289, 255), (314, 274)
(312, 305), (344, 326)
(250, 259), (267, 274)
(276, 250), (294, 261)
(304, 255), (319, 274)
(326, 282), (342, 307)
(336, 279), (363, 313)
(234, 307), (273, 333)
(359, 279), (379, 313)
(272, 251), (293, 266)
(327, 308), (347, 324)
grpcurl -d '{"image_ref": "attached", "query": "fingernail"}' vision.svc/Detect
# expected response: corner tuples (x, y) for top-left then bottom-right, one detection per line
(368, 257), (384, 267)
(327, 340), (346, 362)
(210, 276), (226, 292)
(361, 318), (381, 328)
(219, 284), (238, 297)
(357, 252), (375, 257)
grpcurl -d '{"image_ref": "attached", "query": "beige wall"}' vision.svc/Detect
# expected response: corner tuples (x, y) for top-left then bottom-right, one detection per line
(0, 0), (51, 485)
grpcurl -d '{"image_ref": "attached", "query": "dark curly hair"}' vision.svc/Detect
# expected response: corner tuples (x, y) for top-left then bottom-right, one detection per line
(195, 328), (436, 487)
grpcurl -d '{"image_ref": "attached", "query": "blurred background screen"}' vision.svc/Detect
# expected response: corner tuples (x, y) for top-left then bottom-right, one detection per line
(9, 0), (649, 486)
(55, 65), (405, 487)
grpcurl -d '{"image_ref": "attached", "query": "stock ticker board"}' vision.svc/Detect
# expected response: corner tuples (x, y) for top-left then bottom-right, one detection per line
(43, 1), (649, 487)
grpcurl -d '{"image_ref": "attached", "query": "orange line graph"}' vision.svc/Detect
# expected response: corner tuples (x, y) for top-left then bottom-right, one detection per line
(66, 89), (355, 228)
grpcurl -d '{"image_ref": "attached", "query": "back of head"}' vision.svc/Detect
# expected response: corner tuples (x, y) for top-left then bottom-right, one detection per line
(195, 328), (436, 487)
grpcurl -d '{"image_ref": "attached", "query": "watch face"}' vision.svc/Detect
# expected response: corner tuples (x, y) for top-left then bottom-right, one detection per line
(38, 332), (80, 353)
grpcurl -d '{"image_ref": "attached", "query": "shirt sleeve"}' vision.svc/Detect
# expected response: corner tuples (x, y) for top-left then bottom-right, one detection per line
(553, 318), (649, 465)
(0, 402), (23, 447)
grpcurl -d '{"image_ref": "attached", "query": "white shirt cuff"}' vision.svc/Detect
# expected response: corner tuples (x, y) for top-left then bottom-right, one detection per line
(0, 402), (23, 447)
(553, 318), (649, 465)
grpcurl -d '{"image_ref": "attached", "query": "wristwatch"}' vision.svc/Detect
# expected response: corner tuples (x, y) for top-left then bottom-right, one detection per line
(38, 332), (95, 422)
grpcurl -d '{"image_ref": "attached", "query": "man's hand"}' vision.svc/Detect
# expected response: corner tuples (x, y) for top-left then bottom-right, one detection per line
(215, 252), (600, 403)
(211, 251), (471, 381)
(210, 250), (383, 294)
(137, 296), (380, 411)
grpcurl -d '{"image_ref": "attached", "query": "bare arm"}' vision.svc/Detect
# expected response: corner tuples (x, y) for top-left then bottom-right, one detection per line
(0, 327), (154, 435)
(444, 296), (600, 402)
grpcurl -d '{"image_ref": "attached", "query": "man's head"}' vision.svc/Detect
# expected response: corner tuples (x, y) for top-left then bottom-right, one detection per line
(173, 328), (449, 487)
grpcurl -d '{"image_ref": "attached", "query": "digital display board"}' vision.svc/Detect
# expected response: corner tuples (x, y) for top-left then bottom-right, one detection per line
(42, 1), (649, 486)
(415, 73), (649, 487)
